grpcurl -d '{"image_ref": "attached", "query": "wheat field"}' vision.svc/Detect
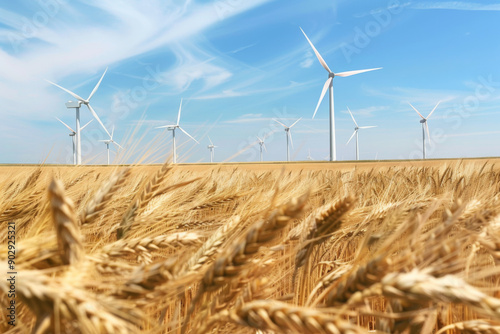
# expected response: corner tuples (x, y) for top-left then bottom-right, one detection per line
(2, 160), (500, 333)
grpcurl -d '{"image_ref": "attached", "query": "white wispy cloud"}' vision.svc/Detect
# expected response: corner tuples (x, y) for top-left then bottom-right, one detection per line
(300, 50), (314, 68)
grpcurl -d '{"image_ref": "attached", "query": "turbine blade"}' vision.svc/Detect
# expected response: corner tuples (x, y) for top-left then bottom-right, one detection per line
(300, 27), (332, 73)
(346, 130), (357, 145)
(111, 126), (115, 140)
(408, 102), (425, 119)
(289, 117), (302, 128)
(177, 99), (183, 125)
(347, 106), (358, 127)
(335, 67), (382, 77)
(80, 119), (93, 131)
(359, 126), (377, 129)
(46, 80), (86, 102)
(156, 124), (177, 129)
(288, 131), (294, 149)
(312, 77), (333, 119)
(112, 140), (123, 150)
(427, 101), (441, 119)
(86, 104), (111, 138)
(273, 119), (288, 128)
(178, 126), (199, 144)
(87, 67), (108, 101)
(208, 135), (214, 146)
(256, 136), (262, 142)
(55, 117), (75, 133)
(263, 143), (267, 152)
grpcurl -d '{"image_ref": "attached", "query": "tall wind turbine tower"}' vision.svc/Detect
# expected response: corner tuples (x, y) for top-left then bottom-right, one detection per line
(408, 101), (441, 159)
(300, 28), (381, 162)
(156, 99), (199, 163)
(99, 126), (123, 165)
(56, 118), (92, 165)
(207, 136), (217, 163)
(274, 118), (301, 162)
(47, 68), (111, 165)
(346, 107), (377, 161)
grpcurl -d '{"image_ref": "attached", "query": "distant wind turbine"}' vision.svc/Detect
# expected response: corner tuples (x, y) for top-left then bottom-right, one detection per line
(307, 149), (314, 161)
(408, 101), (441, 159)
(56, 118), (92, 165)
(207, 136), (217, 163)
(47, 68), (111, 165)
(99, 126), (123, 165)
(156, 99), (199, 163)
(273, 118), (301, 162)
(346, 107), (377, 161)
(256, 136), (267, 162)
(300, 27), (381, 162)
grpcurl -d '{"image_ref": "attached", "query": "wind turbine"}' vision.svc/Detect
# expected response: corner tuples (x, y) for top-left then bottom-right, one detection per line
(307, 149), (314, 161)
(408, 101), (441, 159)
(98, 126), (123, 165)
(273, 118), (301, 162)
(207, 136), (217, 163)
(256, 136), (267, 162)
(56, 118), (92, 165)
(300, 28), (381, 162)
(346, 107), (377, 161)
(156, 99), (199, 163)
(47, 68), (111, 165)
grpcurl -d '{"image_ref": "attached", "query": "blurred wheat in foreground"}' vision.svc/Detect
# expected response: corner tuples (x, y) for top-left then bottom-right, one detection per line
(2, 161), (500, 333)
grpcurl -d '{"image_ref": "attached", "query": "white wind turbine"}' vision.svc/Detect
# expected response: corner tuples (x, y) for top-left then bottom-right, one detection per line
(300, 28), (381, 162)
(207, 136), (217, 163)
(408, 101), (441, 159)
(156, 99), (199, 163)
(346, 107), (377, 161)
(256, 136), (267, 162)
(47, 68), (111, 165)
(98, 126), (123, 165)
(307, 149), (314, 161)
(273, 118), (302, 162)
(56, 118), (92, 165)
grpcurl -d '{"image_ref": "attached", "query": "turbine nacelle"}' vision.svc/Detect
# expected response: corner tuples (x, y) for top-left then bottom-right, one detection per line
(420, 119), (427, 124)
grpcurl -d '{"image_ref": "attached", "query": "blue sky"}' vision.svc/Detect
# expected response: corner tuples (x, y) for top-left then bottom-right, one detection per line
(1, 0), (500, 164)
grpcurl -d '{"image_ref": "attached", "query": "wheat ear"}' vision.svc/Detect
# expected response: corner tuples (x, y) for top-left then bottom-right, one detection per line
(295, 196), (356, 270)
(347, 269), (500, 321)
(183, 193), (308, 333)
(48, 179), (83, 265)
(101, 231), (202, 264)
(80, 168), (131, 225)
(117, 163), (171, 239)
(197, 300), (366, 334)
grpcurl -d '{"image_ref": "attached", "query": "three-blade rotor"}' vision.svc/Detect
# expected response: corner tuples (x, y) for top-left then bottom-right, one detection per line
(346, 107), (377, 145)
(156, 99), (199, 144)
(47, 68), (111, 138)
(300, 28), (382, 119)
(408, 101), (441, 142)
